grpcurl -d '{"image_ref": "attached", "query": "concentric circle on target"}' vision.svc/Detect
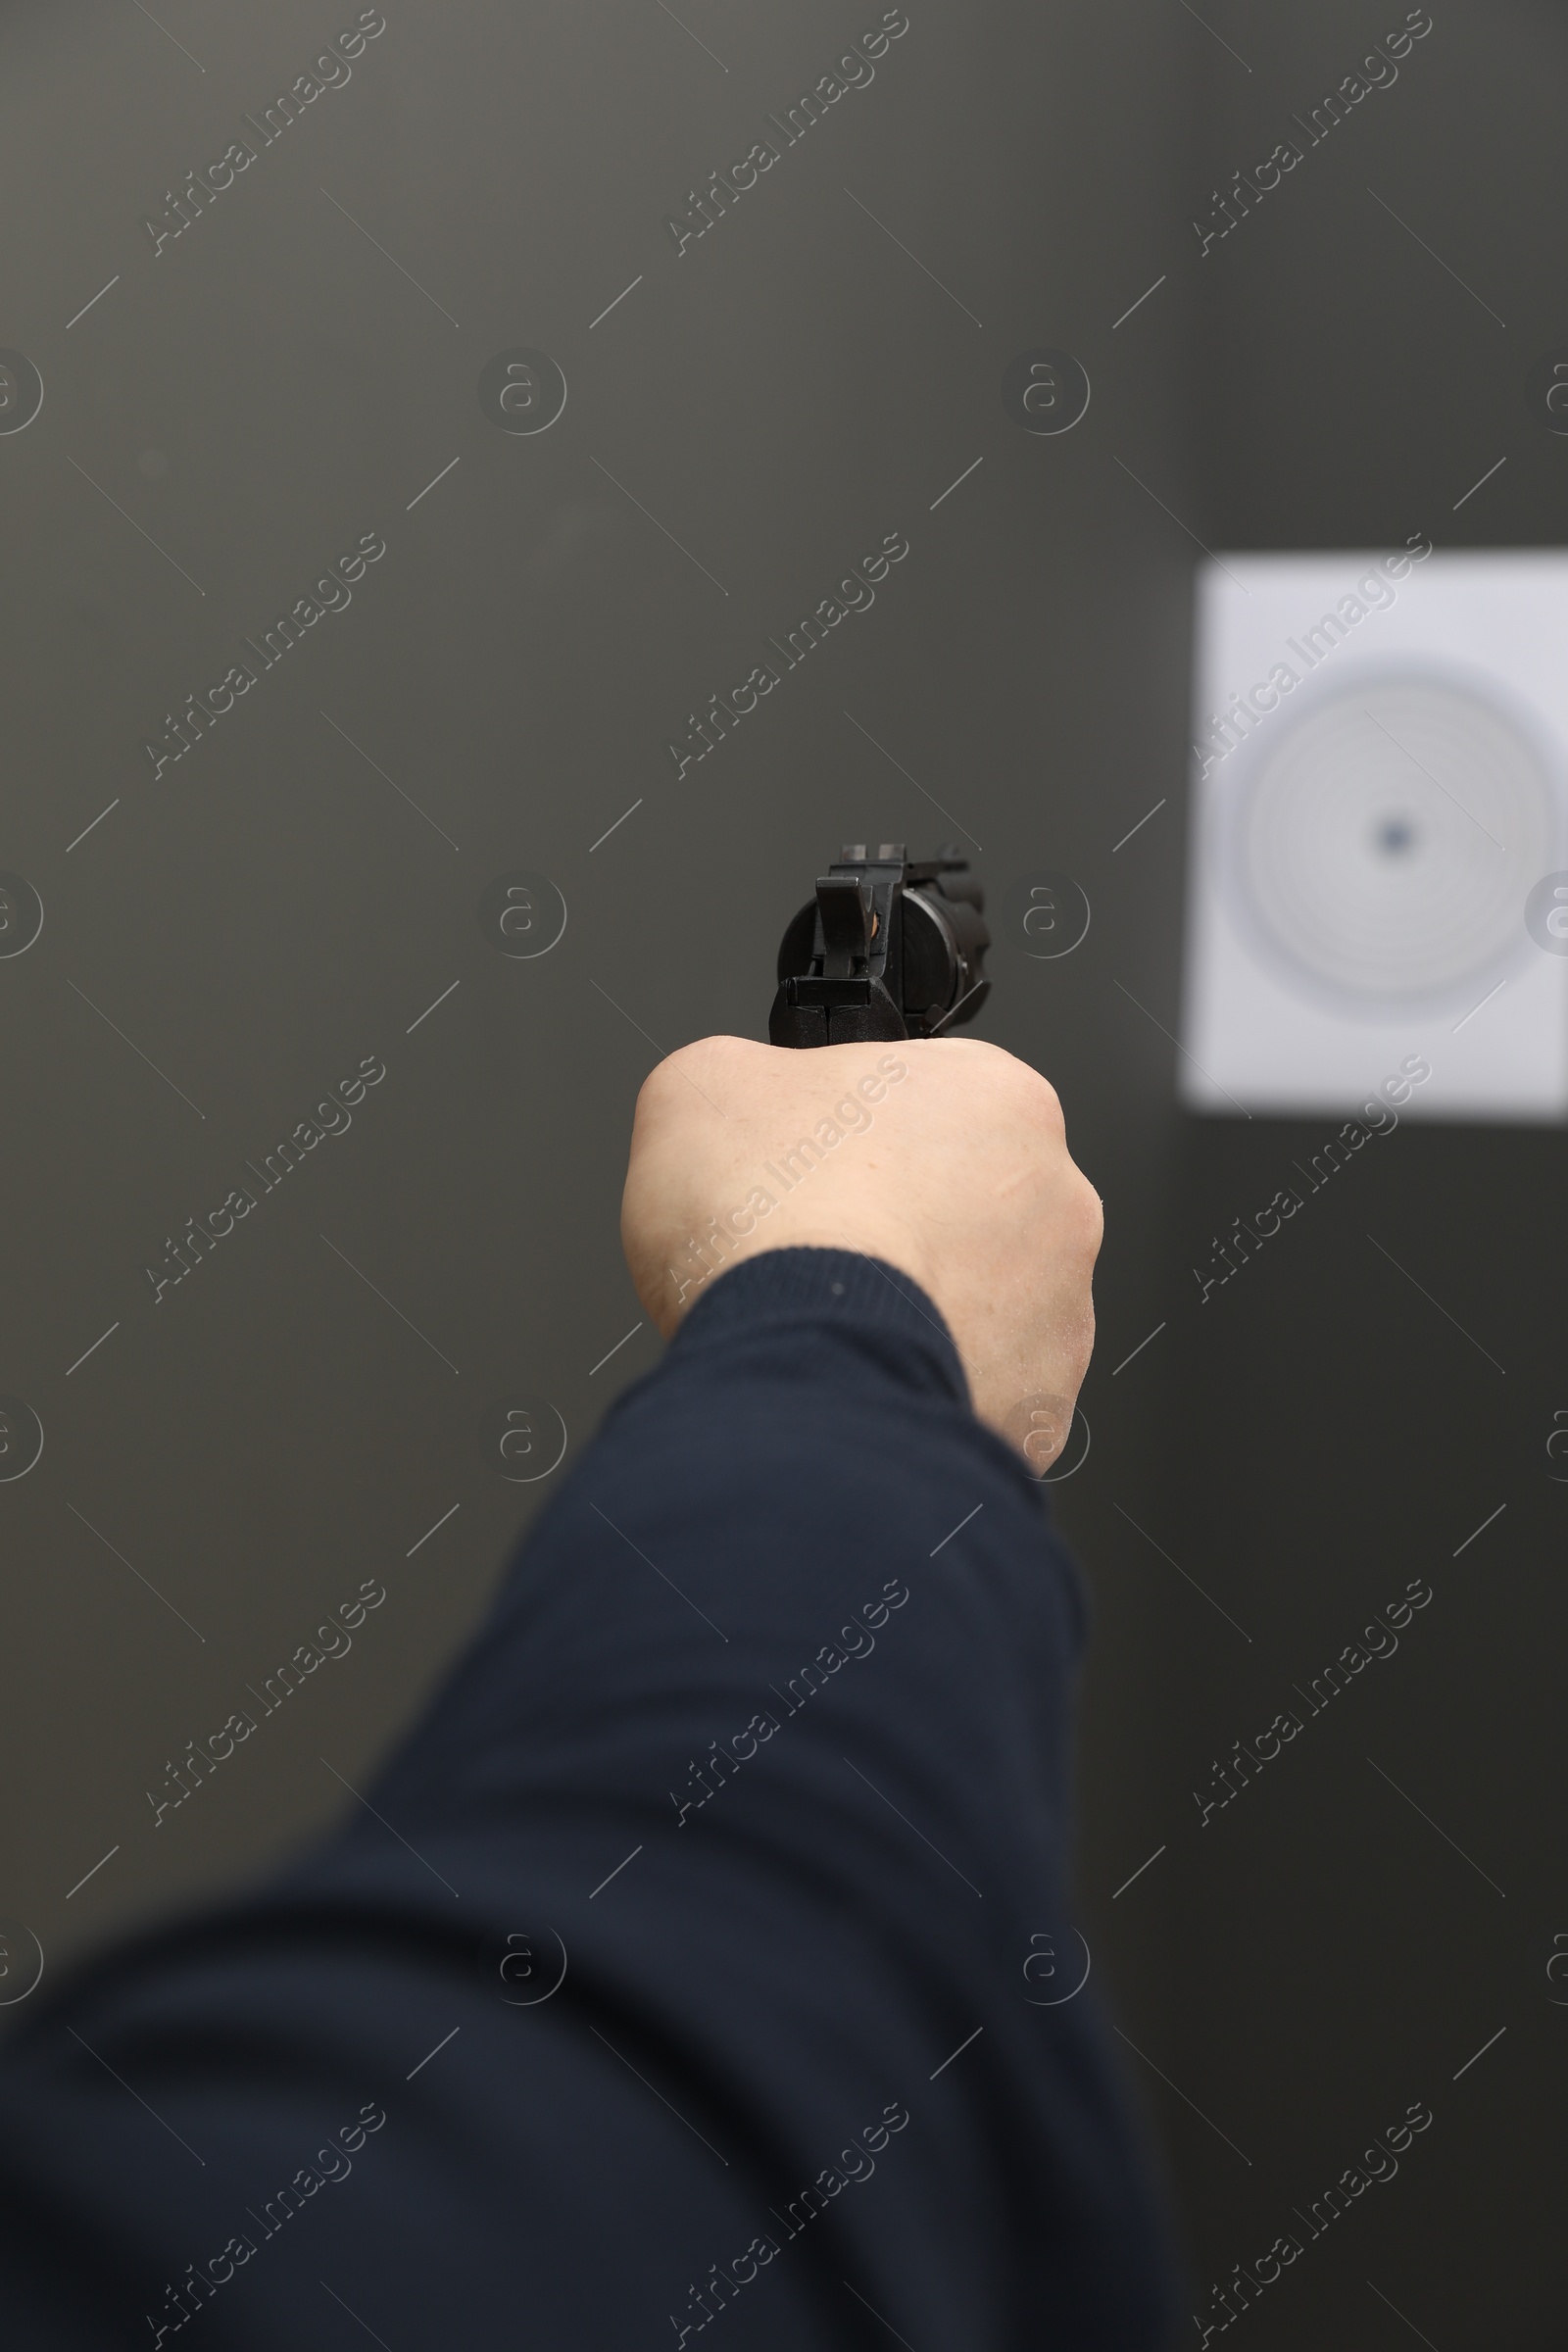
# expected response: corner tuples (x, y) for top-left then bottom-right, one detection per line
(477, 870), (567, 958)
(1002, 347), (1091, 436)
(1220, 671), (1561, 1007)
(480, 1396), (567, 1484)
(997, 871), (1091, 960)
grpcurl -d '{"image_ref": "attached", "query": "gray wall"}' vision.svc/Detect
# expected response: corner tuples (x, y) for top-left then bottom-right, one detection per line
(1149, 4), (1566, 2344)
(0, 0), (1558, 2342)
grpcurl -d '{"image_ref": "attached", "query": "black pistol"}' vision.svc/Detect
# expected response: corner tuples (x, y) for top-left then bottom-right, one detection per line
(769, 844), (991, 1049)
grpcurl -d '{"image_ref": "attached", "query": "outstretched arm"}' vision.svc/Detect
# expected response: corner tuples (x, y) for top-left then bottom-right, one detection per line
(0, 1040), (1176, 2349)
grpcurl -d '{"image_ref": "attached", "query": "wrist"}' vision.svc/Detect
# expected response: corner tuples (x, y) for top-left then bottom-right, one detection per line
(641, 1197), (939, 1338)
(664, 1244), (967, 1395)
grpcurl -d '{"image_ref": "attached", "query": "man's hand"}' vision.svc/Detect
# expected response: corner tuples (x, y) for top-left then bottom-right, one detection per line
(620, 1036), (1102, 1472)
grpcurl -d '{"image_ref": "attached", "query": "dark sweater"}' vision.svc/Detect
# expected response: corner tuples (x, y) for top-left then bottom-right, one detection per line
(0, 1248), (1177, 2348)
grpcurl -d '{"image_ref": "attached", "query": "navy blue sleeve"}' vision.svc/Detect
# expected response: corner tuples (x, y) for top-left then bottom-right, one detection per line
(0, 1248), (1178, 2349)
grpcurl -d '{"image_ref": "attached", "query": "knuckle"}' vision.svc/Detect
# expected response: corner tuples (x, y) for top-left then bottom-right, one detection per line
(633, 1058), (691, 1132)
(1078, 1174), (1103, 1245)
(1026, 1067), (1065, 1131)
(993, 1050), (1062, 1126)
(634, 1057), (680, 1115)
(642, 1035), (736, 1107)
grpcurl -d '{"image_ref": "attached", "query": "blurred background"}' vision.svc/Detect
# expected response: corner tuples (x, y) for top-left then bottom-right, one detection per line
(1, 0), (1563, 2341)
